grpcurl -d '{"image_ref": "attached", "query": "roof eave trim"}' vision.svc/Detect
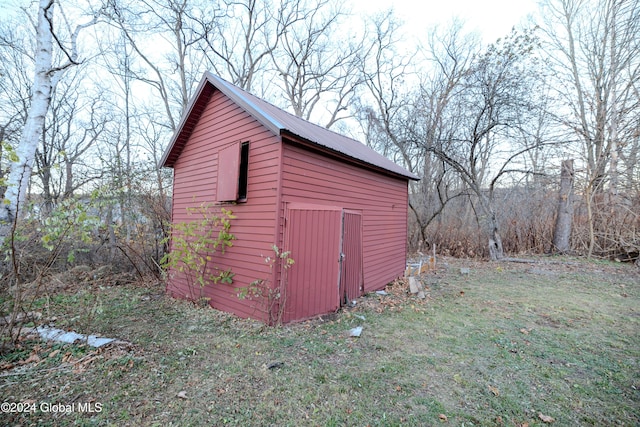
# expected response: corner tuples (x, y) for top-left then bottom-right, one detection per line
(158, 74), (211, 168)
(281, 130), (420, 181)
(203, 72), (283, 136)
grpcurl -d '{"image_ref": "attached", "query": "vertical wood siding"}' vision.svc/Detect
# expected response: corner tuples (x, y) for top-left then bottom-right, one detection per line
(283, 206), (342, 323)
(341, 211), (363, 303)
(169, 89), (280, 321)
(279, 143), (409, 293)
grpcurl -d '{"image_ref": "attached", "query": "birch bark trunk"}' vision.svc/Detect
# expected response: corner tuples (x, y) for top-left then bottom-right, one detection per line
(0, 0), (55, 232)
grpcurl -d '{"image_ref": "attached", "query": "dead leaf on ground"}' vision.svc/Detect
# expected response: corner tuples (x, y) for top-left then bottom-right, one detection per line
(177, 391), (188, 399)
(538, 413), (555, 423)
(439, 413), (448, 422)
(488, 385), (500, 396)
(19, 353), (41, 365)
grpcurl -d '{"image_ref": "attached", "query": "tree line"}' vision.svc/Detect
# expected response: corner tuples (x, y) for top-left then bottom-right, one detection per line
(0, 0), (638, 279)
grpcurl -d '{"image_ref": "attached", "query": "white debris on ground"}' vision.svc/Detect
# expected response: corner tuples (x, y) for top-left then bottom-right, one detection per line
(35, 326), (115, 347)
(349, 326), (363, 337)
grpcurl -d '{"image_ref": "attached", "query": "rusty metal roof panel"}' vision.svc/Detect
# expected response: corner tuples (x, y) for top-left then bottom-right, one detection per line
(162, 72), (419, 180)
(204, 73), (418, 180)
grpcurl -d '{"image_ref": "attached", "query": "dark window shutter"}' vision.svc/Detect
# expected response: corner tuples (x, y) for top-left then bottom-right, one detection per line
(217, 142), (240, 201)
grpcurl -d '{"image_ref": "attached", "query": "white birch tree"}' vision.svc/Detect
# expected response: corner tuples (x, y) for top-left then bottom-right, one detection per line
(0, 0), (96, 241)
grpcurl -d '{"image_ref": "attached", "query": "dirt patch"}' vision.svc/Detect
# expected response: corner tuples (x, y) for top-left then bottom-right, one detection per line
(534, 313), (563, 328)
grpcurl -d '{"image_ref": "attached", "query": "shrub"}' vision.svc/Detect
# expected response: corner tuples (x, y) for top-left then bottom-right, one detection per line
(161, 204), (236, 305)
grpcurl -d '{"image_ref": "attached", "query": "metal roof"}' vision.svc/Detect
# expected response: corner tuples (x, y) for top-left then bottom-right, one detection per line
(160, 72), (419, 181)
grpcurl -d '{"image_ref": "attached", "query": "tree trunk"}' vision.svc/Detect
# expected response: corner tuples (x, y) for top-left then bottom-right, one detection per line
(0, 0), (55, 231)
(106, 206), (118, 261)
(487, 212), (504, 261)
(40, 164), (54, 216)
(552, 159), (574, 254)
(63, 157), (74, 199)
(477, 193), (504, 261)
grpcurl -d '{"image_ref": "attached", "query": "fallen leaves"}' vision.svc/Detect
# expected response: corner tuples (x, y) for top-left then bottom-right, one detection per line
(538, 413), (555, 423)
(0, 361), (14, 370)
(356, 279), (430, 314)
(438, 413), (448, 422)
(488, 385), (500, 396)
(0, 340), (137, 377)
(19, 353), (41, 365)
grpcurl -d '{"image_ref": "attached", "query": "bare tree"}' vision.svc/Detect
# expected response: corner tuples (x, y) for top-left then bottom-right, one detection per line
(103, 0), (205, 131)
(408, 22), (480, 247)
(358, 11), (415, 167)
(271, 0), (362, 128)
(0, 0), (97, 242)
(0, 20), (33, 149)
(359, 20), (550, 259)
(31, 68), (106, 214)
(539, 0), (640, 256)
(421, 30), (546, 260)
(358, 16), (471, 249)
(0, 18), (34, 200)
(195, 0), (293, 92)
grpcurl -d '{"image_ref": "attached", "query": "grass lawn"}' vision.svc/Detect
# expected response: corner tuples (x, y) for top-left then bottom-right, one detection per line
(1, 257), (638, 426)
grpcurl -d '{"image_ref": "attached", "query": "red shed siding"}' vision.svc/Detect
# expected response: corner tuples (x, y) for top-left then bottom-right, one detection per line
(340, 210), (363, 303)
(168, 89), (280, 320)
(283, 205), (342, 323)
(279, 142), (409, 293)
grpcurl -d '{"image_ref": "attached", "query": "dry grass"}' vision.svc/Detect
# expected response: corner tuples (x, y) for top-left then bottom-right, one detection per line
(1, 257), (639, 426)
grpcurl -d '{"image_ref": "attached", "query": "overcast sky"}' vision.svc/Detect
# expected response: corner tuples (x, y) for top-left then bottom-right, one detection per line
(351, 0), (539, 43)
(0, 0), (539, 44)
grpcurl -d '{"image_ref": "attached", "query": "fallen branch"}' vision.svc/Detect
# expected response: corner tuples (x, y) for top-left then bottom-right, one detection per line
(500, 257), (541, 264)
(0, 311), (42, 326)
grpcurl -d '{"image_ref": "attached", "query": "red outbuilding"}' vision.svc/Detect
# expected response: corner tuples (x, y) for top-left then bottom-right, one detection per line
(160, 72), (419, 323)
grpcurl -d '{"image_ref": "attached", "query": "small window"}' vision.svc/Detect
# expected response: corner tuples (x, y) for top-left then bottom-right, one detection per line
(238, 142), (249, 200)
(216, 141), (249, 202)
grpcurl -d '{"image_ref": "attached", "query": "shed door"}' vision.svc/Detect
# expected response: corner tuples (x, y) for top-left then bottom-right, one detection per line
(340, 210), (363, 304)
(283, 205), (342, 322)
